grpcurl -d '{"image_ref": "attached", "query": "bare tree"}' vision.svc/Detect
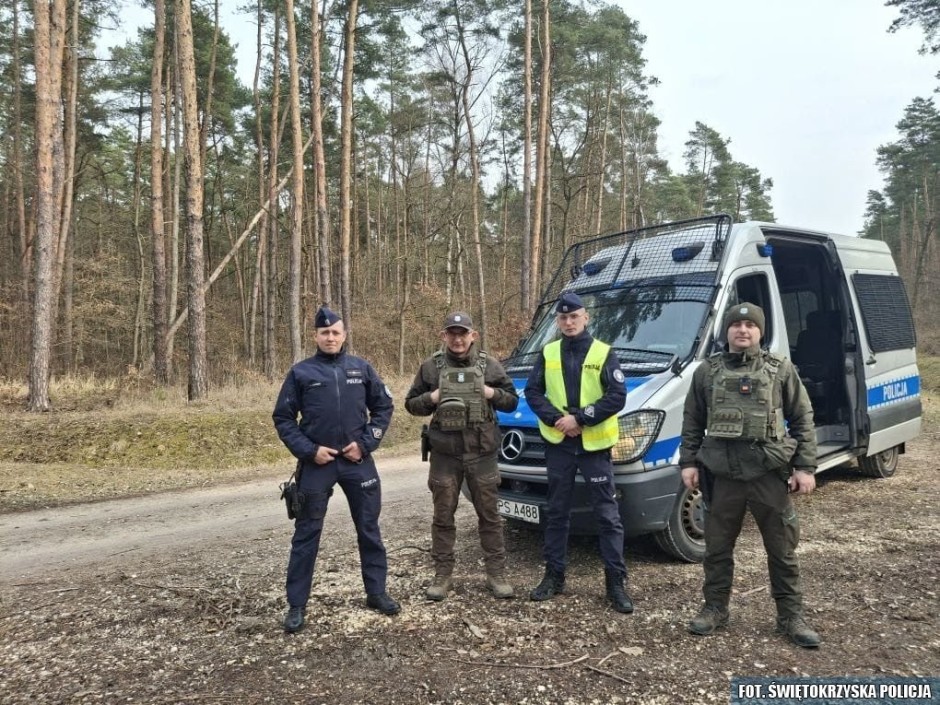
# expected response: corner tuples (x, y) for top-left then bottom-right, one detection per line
(453, 0), (491, 347)
(529, 0), (551, 308)
(176, 0), (209, 400)
(12, 1), (31, 300)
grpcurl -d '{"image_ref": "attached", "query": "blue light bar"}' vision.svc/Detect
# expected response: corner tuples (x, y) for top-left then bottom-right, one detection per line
(672, 241), (704, 262)
(756, 243), (773, 257)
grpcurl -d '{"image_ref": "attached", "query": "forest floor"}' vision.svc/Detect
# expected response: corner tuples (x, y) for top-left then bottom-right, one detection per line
(0, 383), (938, 704)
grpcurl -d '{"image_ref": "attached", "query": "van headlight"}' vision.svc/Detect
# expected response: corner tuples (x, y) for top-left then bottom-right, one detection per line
(611, 410), (665, 464)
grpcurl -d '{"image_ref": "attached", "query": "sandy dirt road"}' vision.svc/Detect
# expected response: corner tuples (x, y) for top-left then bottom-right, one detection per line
(0, 453), (427, 582)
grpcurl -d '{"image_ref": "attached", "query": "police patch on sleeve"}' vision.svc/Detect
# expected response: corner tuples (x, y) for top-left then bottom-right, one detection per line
(584, 404), (595, 418)
(613, 369), (625, 383)
(372, 428), (383, 439)
(384, 385), (393, 398)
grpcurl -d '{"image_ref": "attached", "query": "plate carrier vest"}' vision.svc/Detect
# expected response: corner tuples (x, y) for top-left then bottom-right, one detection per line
(433, 350), (491, 431)
(706, 352), (786, 442)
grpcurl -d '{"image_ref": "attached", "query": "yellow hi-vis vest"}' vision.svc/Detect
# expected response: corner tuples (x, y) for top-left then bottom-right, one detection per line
(539, 339), (620, 450)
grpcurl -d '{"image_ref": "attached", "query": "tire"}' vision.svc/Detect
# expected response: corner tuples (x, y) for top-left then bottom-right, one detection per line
(857, 445), (899, 478)
(653, 485), (706, 563)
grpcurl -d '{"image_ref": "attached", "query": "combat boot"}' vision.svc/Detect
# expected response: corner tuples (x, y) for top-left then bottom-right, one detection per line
(688, 604), (729, 635)
(485, 571), (514, 599)
(776, 614), (820, 648)
(529, 566), (565, 601)
(425, 574), (453, 601)
(366, 592), (401, 616)
(283, 605), (305, 633)
(604, 570), (634, 614)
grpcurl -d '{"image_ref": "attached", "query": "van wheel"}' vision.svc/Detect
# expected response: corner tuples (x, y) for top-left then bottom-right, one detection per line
(654, 486), (705, 563)
(858, 446), (899, 478)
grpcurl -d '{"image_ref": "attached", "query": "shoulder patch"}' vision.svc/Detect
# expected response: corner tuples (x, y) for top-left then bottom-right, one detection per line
(613, 369), (625, 383)
(384, 385), (394, 398)
(372, 428), (383, 439)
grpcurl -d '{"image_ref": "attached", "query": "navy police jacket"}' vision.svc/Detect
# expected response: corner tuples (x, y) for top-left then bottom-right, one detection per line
(273, 348), (394, 464)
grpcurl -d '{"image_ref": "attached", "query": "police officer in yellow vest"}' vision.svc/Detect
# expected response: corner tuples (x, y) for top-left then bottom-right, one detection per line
(679, 302), (820, 647)
(524, 293), (633, 613)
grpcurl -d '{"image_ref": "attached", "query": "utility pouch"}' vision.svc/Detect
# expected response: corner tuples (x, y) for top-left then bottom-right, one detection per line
(279, 466), (304, 520)
(421, 424), (431, 462)
(437, 397), (468, 430)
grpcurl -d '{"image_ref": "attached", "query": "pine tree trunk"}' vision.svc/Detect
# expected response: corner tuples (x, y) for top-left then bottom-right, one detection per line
(285, 0), (304, 362)
(310, 0), (333, 306)
(28, 0), (67, 412)
(177, 0), (209, 400)
(151, 0), (169, 384)
(338, 0), (359, 331)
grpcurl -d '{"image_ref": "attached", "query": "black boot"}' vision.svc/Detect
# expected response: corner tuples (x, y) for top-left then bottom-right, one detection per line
(529, 567), (565, 601)
(605, 570), (634, 614)
(283, 605), (305, 633)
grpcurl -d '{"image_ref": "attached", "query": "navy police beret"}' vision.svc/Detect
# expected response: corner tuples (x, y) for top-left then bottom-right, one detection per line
(314, 305), (342, 328)
(555, 292), (584, 314)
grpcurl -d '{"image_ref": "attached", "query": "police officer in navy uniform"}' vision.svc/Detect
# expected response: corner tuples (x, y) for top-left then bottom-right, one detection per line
(524, 293), (634, 613)
(273, 306), (399, 633)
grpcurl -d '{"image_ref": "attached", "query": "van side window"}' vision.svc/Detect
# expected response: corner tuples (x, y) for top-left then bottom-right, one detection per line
(852, 274), (916, 352)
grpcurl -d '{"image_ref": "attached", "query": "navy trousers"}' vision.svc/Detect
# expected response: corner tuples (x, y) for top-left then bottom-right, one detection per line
(285, 457), (388, 607)
(543, 444), (627, 577)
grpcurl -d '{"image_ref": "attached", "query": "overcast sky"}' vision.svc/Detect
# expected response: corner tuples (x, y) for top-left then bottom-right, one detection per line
(620, 0), (938, 235)
(118, 1), (936, 236)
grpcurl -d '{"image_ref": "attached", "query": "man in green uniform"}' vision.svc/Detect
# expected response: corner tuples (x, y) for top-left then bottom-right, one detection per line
(679, 302), (820, 648)
(405, 311), (519, 600)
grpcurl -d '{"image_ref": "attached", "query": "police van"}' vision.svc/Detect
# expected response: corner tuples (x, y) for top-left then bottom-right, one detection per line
(495, 214), (921, 562)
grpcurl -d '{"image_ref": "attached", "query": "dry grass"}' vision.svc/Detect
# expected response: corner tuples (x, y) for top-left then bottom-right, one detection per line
(0, 372), (424, 513)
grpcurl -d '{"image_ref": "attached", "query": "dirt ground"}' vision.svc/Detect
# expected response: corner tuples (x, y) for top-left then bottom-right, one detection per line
(1, 433), (938, 705)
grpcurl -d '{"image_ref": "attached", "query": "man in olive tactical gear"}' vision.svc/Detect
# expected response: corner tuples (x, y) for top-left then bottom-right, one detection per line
(405, 311), (519, 601)
(524, 293), (634, 614)
(274, 306), (400, 634)
(679, 301), (820, 648)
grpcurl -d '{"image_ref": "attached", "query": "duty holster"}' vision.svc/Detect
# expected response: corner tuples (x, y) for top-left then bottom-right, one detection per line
(279, 463), (304, 520)
(698, 462), (715, 508)
(421, 424), (431, 462)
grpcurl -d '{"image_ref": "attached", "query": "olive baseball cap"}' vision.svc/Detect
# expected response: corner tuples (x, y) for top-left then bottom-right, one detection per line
(442, 311), (473, 331)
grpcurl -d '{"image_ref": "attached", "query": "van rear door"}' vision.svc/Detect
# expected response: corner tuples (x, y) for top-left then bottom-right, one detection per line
(835, 244), (921, 455)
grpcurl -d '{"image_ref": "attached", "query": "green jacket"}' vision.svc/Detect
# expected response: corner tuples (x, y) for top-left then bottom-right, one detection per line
(679, 346), (817, 481)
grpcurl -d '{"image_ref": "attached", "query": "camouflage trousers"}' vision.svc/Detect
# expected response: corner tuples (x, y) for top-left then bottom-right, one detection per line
(428, 451), (506, 577)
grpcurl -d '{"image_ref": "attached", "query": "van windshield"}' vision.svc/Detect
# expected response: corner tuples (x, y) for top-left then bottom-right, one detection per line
(507, 275), (714, 374)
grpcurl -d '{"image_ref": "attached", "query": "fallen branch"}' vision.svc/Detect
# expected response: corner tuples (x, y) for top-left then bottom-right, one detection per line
(585, 664), (632, 685)
(450, 654), (589, 670)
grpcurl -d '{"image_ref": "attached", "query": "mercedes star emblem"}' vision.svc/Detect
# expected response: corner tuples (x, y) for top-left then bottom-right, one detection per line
(500, 429), (525, 461)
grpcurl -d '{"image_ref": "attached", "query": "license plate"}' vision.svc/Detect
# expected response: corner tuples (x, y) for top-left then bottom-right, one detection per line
(497, 498), (540, 524)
